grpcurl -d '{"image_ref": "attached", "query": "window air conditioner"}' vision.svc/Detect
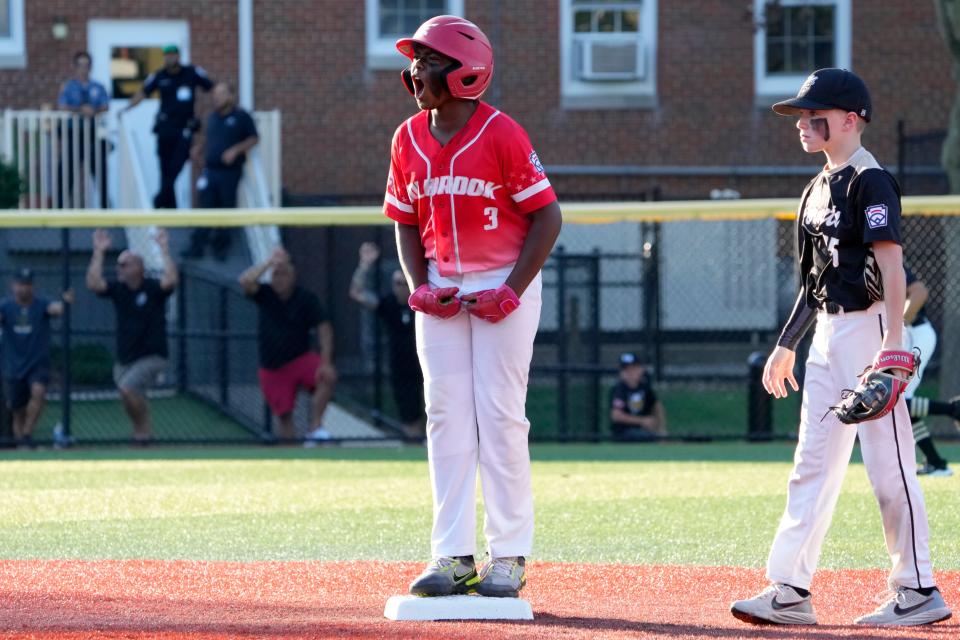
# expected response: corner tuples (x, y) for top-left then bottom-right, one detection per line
(576, 38), (645, 81)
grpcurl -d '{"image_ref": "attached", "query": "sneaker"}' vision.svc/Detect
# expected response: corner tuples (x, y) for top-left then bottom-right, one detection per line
(917, 463), (953, 477)
(409, 556), (477, 597)
(730, 584), (817, 625)
(303, 426), (332, 449)
(468, 556), (526, 598)
(855, 586), (952, 626)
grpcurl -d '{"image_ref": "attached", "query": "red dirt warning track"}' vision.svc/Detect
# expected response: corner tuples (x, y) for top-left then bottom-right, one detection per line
(0, 561), (956, 639)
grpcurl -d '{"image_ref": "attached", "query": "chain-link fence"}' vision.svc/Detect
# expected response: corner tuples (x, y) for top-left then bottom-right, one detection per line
(1, 211), (959, 447)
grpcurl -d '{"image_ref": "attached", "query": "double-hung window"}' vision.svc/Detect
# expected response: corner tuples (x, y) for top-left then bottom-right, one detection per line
(366, 0), (464, 70)
(754, 0), (851, 99)
(0, 0), (26, 69)
(561, 1), (657, 110)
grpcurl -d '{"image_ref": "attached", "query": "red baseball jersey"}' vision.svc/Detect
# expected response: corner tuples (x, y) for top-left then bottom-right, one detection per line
(383, 101), (557, 276)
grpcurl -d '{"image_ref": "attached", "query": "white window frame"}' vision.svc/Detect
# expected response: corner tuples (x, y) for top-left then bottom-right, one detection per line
(560, 0), (657, 110)
(366, 0), (464, 70)
(0, 0), (26, 68)
(754, 0), (851, 99)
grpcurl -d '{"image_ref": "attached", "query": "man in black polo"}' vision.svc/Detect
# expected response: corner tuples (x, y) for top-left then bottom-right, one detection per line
(348, 241), (424, 438)
(238, 247), (337, 443)
(184, 81), (259, 260)
(122, 44), (213, 209)
(86, 228), (178, 443)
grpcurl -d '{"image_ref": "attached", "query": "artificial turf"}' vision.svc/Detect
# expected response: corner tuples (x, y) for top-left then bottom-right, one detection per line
(0, 442), (957, 569)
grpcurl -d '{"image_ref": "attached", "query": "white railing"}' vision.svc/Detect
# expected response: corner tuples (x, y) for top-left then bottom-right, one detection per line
(116, 115), (164, 271)
(241, 110), (283, 265)
(1, 107), (283, 269)
(0, 109), (109, 209)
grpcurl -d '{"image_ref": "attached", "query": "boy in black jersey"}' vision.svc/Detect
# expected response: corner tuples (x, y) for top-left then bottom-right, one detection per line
(730, 69), (951, 627)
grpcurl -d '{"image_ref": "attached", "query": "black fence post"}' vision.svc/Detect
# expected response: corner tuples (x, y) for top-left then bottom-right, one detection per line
(642, 223), (663, 379)
(218, 286), (229, 409)
(588, 248), (601, 440)
(555, 246), (568, 440)
(747, 351), (773, 440)
(177, 272), (187, 392)
(263, 401), (273, 438)
(61, 228), (72, 444)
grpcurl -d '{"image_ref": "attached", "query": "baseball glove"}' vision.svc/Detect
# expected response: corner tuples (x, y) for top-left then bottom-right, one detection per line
(828, 349), (920, 425)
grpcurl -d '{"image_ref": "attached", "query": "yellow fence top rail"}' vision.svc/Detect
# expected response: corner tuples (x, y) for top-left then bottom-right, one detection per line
(0, 195), (958, 227)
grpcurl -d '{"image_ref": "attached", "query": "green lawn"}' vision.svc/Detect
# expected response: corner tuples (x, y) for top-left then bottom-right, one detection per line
(527, 382), (803, 439)
(0, 442), (957, 569)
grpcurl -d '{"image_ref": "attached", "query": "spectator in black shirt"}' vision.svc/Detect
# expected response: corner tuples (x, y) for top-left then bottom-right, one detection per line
(184, 81), (259, 261)
(239, 247), (336, 443)
(349, 242), (425, 438)
(122, 44), (213, 209)
(609, 352), (667, 442)
(86, 228), (178, 443)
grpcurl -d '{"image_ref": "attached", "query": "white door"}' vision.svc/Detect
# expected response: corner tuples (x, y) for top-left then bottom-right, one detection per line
(87, 19), (192, 209)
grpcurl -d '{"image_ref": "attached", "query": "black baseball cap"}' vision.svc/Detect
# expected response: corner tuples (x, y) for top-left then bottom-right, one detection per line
(772, 68), (872, 122)
(13, 267), (33, 283)
(619, 352), (642, 368)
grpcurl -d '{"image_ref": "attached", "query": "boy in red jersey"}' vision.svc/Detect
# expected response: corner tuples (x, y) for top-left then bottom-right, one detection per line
(382, 15), (562, 598)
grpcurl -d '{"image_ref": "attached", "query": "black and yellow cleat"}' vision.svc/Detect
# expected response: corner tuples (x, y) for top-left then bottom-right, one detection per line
(469, 556), (526, 598)
(409, 556), (477, 597)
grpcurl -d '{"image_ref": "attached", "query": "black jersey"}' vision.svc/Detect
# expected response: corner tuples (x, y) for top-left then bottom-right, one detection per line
(796, 147), (902, 313)
(143, 64), (213, 130)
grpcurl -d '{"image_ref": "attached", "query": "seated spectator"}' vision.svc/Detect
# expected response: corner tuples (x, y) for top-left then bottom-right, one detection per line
(86, 228), (178, 444)
(609, 352), (667, 442)
(238, 247), (336, 444)
(348, 241), (425, 439)
(0, 269), (73, 448)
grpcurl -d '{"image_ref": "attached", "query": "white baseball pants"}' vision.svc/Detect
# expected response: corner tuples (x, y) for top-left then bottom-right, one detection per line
(417, 262), (541, 558)
(766, 302), (934, 590)
(904, 320), (936, 399)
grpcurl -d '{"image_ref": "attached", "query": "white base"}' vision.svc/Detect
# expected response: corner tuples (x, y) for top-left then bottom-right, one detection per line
(384, 595), (534, 621)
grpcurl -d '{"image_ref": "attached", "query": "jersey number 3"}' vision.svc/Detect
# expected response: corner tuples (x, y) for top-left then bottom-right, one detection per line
(483, 207), (499, 231)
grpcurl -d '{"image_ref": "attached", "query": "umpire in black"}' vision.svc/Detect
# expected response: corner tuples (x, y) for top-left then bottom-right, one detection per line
(183, 82), (259, 260)
(121, 44), (213, 209)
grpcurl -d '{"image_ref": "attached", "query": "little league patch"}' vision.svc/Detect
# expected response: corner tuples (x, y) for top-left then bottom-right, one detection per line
(866, 204), (888, 228)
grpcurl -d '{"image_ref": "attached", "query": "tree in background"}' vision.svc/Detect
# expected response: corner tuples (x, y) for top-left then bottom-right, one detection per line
(0, 159), (22, 209)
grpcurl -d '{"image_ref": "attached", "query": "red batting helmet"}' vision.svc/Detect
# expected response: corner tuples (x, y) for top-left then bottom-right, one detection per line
(396, 15), (493, 100)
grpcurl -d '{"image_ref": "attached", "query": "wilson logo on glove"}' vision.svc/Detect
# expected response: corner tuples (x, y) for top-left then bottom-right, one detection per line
(826, 349), (920, 425)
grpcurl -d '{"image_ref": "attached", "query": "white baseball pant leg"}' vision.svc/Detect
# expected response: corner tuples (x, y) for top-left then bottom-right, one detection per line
(767, 302), (933, 590)
(903, 321), (936, 400)
(417, 264), (541, 558)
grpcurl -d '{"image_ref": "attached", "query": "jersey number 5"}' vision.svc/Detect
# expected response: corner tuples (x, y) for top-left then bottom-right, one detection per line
(827, 236), (839, 267)
(483, 207), (499, 231)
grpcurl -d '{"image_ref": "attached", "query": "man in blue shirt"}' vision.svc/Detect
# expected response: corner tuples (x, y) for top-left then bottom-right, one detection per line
(0, 269), (72, 447)
(122, 44), (214, 209)
(184, 81), (258, 260)
(57, 51), (110, 208)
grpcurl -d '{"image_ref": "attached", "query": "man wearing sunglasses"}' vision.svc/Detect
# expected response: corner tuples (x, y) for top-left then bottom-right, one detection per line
(86, 228), (178, 443)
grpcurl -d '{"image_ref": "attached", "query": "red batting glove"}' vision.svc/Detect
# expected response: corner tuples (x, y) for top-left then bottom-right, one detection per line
(461, 284), (521, 323)
(408, 284), (461, 319)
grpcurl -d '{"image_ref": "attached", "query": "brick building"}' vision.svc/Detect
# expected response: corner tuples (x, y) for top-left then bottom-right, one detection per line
(0, 0), (953, 202)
